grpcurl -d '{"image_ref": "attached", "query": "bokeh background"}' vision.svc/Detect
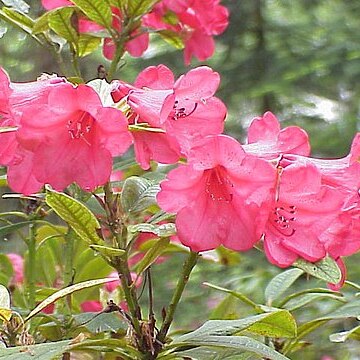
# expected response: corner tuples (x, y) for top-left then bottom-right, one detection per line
(1, 1), (360, 358)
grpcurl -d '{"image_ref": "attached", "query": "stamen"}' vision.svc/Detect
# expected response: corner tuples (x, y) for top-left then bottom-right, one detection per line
(271, 204), (297, 237)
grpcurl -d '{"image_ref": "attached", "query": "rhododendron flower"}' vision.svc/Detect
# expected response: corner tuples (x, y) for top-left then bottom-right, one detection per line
(0, 68), (66, 168)
(263, 163), (345, 267)
(41, 0), (71, 10)
(157, 135), (276, 252)
(7, 253), (24, 285)
(112, 65), (226, 169)
(10, 83), (132, 194)
(243, 112), (311, 159)
(144, 0), (229, 64)
(80, 301), (103, 312)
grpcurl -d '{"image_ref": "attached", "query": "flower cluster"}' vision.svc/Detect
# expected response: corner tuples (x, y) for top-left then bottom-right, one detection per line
(41, 0), (229, 63)
(1, 63), (359, 288)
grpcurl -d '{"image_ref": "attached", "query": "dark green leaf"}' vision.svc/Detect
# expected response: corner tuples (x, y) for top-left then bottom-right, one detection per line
(265, 268), (304, 306)
(0, 221), (32, 237)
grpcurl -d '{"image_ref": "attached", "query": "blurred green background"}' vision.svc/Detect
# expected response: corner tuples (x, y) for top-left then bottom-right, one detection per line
(1, 1), (360, 359)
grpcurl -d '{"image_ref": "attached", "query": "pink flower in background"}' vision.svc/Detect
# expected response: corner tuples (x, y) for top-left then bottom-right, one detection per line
(263, 163), (344, 267)
(157, 135), (276, 252)
(10, 83), (132, 194)
(243, 112), (311, 159)
(7, 253), (24, 285)
(112, 65), (226, 169)
(41, 0), (71, 10)
(80, 301), (103, 313)
(144, 0), (229, 64)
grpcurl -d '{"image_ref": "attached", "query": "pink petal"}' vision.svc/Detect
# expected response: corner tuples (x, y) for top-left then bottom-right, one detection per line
(134, 65), (174, 90)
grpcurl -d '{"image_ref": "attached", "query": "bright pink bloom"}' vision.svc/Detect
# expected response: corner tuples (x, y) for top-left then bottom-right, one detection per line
(144, 0), (229, 64)
(112, 65), (226, 169)
(263, 163), (345, 267)
(80, 300), (103, 312)
(157, 135), (276, 252)
(6, 253), (24, 284)
(41, 0), (71, 10)
(10, 83), (132, 194)
(243, 112), (311, 159)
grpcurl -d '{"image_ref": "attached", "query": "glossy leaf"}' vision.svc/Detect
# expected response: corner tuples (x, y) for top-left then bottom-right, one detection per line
(294, 256), (341, 284)
(175, 335), (290, 360)
(71, 0), (112, 28)
(283, 292), (345, 311)
(45, 187), (102, 245)
(330, 325), (360, 343)
(121, 0), (159, 17)
(0, 339), (73, 359)
(25, 278), (118, 322)
(176, 310), (296, 342)
(121, 176), (160, 213)
(128, 223), (176, 238)
(265, 268), (304, 306)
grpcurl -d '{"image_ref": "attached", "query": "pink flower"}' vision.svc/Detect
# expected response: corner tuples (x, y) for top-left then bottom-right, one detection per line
(263, 163), (345, 267)
(80, 300), (103, 312)
(157, 135), (276, 252)
(243, 112), (311, 159)
(41, 0), (72, 10)
(9, 83), (132, 194)
(144, 0), (229, 64)
(6, 253), (24, 285)
(112, 65), (226, 169)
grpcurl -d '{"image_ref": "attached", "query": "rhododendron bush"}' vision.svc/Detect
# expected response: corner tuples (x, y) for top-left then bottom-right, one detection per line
(1, 1), (360, 359)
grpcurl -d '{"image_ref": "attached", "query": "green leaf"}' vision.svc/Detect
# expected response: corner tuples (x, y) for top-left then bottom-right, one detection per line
(48, 7), (78, 44)
(330, 325), (360, 343)
(0, 126), (17, 133)
(283, 292), (345, 311)
(129, 223), (176, 238)
(45, 187), (102, 245)
(0, 221), (33, 237)
(32, 11), (50, 34)
(175, 346), (255, 360)
(176, 310), (295, 342)
(294, 256), (341, 284)
(158, 30), (184, 49)
(73, 312), (127, 333)
(175, 336), (290, 360)
(89, 244), (125, 257)
(134, 237), (170, 274)
(0, 7), (33, 33)
(204, 282), (263, 313)
(121, 0), (159, 17)
(25, 278), (118, 322)
(121, 176), (160, 213)
(265, 268), (304, 306)
(246, 310), (297, 338)
(71, 0), (112, 28)
(77, 34), (101, 57)
(0, 339), (73, 359)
